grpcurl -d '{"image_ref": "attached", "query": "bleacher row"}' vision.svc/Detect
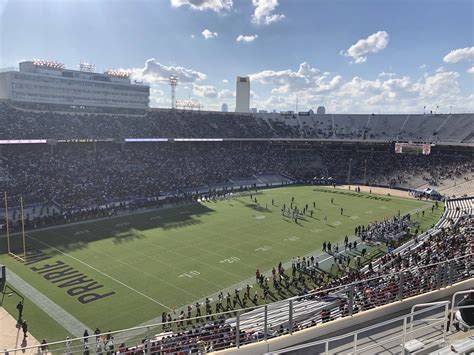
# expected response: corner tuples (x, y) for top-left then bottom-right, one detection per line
(1, 101), (473, 142)
(225, 297), (332, 334)
(265, 112), (474, 143)
(438, 197), (474, 228)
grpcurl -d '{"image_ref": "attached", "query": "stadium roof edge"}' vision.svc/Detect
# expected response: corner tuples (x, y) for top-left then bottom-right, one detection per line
(0, 137), (472, 147)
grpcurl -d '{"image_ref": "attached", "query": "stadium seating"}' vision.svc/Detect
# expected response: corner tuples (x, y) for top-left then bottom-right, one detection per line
(1, 101), (473, 141)
(0, 100), (472, 354)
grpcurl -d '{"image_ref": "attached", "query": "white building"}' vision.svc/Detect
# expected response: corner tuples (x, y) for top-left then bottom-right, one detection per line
(235, 76), (250, 113)
(0, 60), (149, 108)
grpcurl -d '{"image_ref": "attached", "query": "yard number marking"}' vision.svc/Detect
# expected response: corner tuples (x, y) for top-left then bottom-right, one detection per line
(178, 270), (200, 278)
(254, 246), (272, 252)
(220, 257), (240, 264)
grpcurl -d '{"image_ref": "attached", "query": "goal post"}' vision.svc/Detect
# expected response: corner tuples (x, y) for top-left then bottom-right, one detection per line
(4, 191), (10, 254)
(3, 192), (27, 262)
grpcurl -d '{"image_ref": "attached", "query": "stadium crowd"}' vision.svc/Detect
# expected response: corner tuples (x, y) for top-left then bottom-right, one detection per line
(2, 102), (473, 142)
(0, 102), (273, 139)
(0, 142), (471, 231)
(1, 101), (471, 353)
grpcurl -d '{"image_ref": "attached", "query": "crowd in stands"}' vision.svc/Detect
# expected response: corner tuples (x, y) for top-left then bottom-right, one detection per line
(0, 102), (272, 140)
(1, 101), (471, 353)
(1, 102), (473, 141)
(0, 142), (471, 231)
(319, 214), (471, 315)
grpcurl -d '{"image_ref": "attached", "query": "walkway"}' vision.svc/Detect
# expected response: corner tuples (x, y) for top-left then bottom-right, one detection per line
(6, 269), (88, 338)
(0, 307), (41, 354)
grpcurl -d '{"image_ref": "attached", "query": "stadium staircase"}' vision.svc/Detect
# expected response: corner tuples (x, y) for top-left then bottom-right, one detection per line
(439, 197), (474, 228)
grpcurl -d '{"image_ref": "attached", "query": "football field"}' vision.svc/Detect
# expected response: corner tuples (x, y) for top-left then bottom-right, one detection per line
(0, 185), (441, 341)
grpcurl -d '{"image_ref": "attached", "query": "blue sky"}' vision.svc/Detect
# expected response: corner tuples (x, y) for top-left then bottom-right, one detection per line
(1, 0), (473, 113)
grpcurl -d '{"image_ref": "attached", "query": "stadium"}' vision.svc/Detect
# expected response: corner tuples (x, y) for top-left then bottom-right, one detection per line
(0, 1), (473, 354)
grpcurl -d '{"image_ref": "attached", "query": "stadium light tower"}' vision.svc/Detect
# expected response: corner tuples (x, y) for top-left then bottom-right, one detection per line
(79, 61), (95, 73)
(169, 75), (179, 109)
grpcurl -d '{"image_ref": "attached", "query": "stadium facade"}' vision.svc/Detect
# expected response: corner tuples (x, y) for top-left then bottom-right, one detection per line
(0, 60), (149, 108)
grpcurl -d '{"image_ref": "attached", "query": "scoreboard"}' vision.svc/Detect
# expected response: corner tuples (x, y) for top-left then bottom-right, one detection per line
(395, 143), (432, 155)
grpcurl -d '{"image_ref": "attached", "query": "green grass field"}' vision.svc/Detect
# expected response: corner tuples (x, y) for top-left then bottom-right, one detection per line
(0, 185), (441, 341)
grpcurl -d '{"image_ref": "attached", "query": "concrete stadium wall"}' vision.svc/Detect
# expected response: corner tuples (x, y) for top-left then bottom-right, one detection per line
(215, 278), (474, 354)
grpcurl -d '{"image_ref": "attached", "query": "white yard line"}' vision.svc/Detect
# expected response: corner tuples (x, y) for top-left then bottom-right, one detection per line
(25, 234), (175, 311)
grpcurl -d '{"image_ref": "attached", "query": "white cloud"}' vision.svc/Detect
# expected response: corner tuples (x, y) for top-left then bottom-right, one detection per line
(129, 58), (207, 84)
(170, 0), (232, 12)
(443, 46), (474, 63)
(190, 34), (195, 39)
(420, 71), (460, 98)
(222, 79), (229, 84)
(218, 89), (235, 98)
(250, 62), (342, 94)
(201, 29), (218, 39)
(236, 34), (258, 43)
(342, 31), (389, 64)
(467, 67), (474, 74)
(248, 61), (473, 113)
(252, 0), (285, 25)
(379, 72), (396, 77)
(419, 64), (427, 69)
(193, 84), (218, 98)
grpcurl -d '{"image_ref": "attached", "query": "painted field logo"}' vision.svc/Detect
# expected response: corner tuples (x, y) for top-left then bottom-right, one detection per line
(24, 250), (116, 304)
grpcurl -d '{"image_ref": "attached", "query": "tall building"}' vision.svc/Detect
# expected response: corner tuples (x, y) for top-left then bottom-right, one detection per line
(0, 60), (149, 108)
(221, 103), (228, 112)
(235, 76), (250, 113)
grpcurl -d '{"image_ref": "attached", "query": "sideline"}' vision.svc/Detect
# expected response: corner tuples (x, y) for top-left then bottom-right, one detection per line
(5, 270), (88, 338)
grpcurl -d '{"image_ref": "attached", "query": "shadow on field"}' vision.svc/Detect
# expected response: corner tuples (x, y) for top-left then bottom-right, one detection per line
(2, 202), (216, 255)
(233, 198), (272, 213)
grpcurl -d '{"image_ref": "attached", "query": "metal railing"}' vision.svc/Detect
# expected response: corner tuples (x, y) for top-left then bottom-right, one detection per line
(274, 301), (450, 354)
(450, 289), (474, 330)
(1, 254), (471, 355)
